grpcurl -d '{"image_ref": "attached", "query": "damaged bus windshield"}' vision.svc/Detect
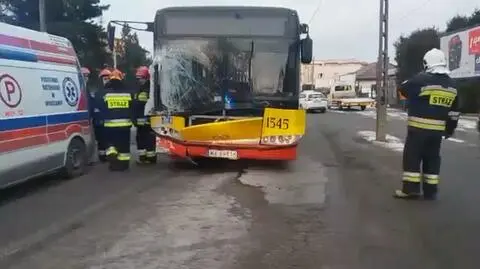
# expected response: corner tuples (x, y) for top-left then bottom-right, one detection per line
(153, 8), (301, 113)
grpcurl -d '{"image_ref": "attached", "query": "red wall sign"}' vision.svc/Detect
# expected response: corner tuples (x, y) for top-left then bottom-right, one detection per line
(468, 27), (480, 55)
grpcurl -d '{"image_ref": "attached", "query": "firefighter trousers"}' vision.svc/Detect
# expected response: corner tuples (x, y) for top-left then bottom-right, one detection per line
(105, 126), (131, 171)
(136, 125), (157, 163)
(402, 129), (442, 197)
(94, 125), (107, 162)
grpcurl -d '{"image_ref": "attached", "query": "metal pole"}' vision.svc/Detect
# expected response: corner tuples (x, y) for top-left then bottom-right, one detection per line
(375, 0), (388, 141)
(39, 0), (46, 32)
(311, 59), (315, 87)
(113, 49), (117, 69)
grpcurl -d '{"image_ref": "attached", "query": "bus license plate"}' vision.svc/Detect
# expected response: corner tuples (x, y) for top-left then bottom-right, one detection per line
(207, 149), (238, 160)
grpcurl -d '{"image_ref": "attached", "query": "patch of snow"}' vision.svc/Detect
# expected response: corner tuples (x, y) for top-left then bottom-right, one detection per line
(445, 137), (465, 143)
(357, 130), (405, 152)
(329, 109), (348, 114)
(238, 156), (328, 205)
(457, 118), (477, 131)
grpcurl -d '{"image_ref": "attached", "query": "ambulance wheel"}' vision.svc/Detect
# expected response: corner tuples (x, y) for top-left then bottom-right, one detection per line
(360, 105), (366, 111)
(61, 138), (87, 179)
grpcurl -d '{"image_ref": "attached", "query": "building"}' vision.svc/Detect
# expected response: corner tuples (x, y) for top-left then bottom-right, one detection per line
(301, 59), (368, 89)
(339, 62), (397, 104)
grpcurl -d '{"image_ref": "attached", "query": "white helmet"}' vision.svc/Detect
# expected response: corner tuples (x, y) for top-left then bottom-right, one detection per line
(423, 48), (449, 74)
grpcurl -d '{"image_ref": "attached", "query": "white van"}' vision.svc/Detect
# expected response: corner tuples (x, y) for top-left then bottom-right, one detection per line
(0, 22), (93, 188)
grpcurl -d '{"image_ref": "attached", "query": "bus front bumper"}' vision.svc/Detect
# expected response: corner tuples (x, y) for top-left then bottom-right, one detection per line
(156, 136), (298, 161)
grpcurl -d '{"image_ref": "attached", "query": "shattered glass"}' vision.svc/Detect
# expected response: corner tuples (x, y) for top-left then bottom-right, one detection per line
(152, 37), (297, 113)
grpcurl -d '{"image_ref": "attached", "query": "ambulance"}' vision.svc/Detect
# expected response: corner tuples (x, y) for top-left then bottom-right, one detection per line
(0, 22), (92, 188)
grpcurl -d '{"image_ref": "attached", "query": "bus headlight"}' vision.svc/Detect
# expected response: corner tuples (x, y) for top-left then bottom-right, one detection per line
(260, 135), (302, 145)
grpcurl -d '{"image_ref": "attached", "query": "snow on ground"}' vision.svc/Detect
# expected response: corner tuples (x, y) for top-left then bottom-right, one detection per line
(333, 108), (478, 133)
(357, 131), (405, 152)
(456, 118), (478, 132)
(239, 156), (328, 206)
(87, 173), (250, 269)
(356, 130), (471, 153)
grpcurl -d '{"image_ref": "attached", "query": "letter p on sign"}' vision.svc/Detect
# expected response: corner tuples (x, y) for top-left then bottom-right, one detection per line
(0, 74), (22, 108)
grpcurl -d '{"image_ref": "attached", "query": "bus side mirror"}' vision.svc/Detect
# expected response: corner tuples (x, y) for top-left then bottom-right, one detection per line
(107, 23), (115, 52)
(146, 22), (154, 32)
(301, 35), (313, 64)
(300, 23), (309, 34)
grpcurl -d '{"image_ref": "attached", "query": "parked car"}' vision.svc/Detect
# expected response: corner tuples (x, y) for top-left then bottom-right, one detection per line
(299, 90), (328, 113)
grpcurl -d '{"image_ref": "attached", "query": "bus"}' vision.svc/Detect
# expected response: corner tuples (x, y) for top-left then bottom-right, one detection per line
(111, 6), (313, 162)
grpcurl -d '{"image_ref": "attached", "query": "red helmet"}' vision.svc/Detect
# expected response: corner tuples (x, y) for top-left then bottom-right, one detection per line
(135, 66), (150, 79)
(81, 67), (90, 75)
(99, 68), (112, 78)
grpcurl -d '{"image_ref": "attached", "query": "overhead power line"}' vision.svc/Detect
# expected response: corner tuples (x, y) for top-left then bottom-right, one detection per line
(308, 0), (325, 24)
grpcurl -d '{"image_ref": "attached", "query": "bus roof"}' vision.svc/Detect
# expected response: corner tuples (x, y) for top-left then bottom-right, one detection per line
(155, 6), (299, 18)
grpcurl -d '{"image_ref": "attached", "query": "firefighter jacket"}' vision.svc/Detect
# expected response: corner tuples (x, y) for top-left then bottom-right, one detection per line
(399, 72), (460, 135)
(88, 90), (103, 126)
(132, 81), (150, 126)
(95, 80), (133, 128)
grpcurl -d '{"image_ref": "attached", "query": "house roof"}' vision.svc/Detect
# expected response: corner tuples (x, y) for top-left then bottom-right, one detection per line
(355, 62), (397, 80)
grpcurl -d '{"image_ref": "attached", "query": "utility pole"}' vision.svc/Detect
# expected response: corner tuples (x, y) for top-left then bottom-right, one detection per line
(113, 49), (117, 69)
(375, 0), (389, 141)
(310, 59), (315, 88)
(39, 0), (46, 32)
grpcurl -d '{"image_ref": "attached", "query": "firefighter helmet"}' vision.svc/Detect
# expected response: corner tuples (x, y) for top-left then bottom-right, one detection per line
(81, 67), (90, 76)
(99, 68), (112, 78)
(109, 69), (124, 81)
(423, 48), (449, 74)
(135, 66), (150, 79)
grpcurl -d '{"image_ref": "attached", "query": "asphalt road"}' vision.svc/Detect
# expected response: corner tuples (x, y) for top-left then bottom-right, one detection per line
(0, 109), (478, 269)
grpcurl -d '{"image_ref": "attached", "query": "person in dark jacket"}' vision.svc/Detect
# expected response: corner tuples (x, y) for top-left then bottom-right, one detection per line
(394, 48), (460, 200)
(90, 68), (112, 162)
(95, 69), (134, 171)
(133, 66), (157, 164)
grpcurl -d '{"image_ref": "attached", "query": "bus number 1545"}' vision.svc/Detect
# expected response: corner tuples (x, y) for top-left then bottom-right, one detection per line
(265, 117), (290, 130)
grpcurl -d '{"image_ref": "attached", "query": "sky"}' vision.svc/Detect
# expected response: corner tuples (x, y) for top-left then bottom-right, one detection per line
(99, 0), (479, 63)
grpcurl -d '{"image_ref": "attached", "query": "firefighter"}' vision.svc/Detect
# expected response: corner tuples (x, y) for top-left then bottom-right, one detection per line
(96, 69), (134, 171)
(394, 48), (460, 200)
(81, 67), (96, 164)
(134, 66), (157, 164)
(92, 68), (112, 162)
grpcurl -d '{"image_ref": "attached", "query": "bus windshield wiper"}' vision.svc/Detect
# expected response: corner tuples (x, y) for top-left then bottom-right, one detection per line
(248, 40), (254, 90)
